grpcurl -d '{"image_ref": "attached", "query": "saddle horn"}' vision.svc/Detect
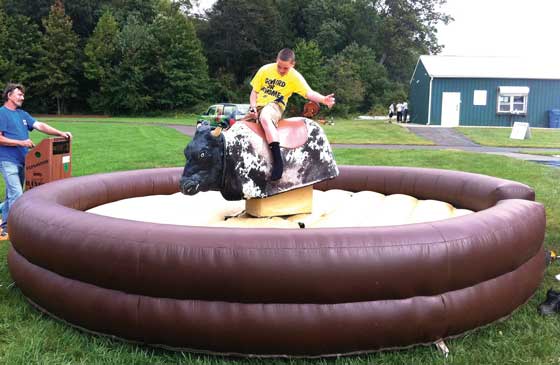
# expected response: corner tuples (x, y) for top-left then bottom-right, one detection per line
(211, 127), (223, 137)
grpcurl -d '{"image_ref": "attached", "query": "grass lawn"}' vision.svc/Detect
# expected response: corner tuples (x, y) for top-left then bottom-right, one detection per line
(29, 122), (189, 176)
(456, 127), (560, 148)
(0, 123), (559, 364)
(515, 150), (560, 157)
(37, 114), (199, 126)
(323, 119), (434, 145)
(39, 116), (435, 145)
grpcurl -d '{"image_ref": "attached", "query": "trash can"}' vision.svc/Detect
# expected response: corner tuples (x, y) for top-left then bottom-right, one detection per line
(549, 109), (560, 128)
(25, 137), (72, 190)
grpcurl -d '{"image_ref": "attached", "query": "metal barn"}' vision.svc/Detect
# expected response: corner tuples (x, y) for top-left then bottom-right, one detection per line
(409, 55), (560, 127)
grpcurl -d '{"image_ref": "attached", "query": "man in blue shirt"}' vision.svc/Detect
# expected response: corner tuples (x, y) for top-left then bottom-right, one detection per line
(0, 83), (72, 238)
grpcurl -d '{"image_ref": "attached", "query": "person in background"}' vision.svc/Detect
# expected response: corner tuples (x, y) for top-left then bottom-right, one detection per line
(396, 102), (403, 123)
(249, 48), (335, 181)
(0, 83), (72, 238)
(402, 101), (409, 123)
(388, 103), (395, 123)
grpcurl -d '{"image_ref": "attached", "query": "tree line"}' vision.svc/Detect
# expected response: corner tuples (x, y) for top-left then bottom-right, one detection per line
(0, 0), (450, 115)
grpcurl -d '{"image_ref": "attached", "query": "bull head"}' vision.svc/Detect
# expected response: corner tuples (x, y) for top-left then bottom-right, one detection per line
(179, 122), (225, 195)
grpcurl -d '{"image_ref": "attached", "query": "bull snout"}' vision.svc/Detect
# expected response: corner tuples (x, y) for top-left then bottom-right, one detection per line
(179, 176), (201, 195)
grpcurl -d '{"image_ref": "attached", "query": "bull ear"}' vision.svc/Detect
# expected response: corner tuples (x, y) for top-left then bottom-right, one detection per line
(211, 127), (222, 137)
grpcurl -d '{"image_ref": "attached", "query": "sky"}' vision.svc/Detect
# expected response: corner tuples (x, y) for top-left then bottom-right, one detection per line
(193, 0), (560, 59)
(437, 0), (560, 58)
(191, 0), (215, 14)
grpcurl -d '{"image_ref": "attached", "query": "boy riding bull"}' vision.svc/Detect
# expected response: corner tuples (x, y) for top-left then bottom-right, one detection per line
(249, 48), (335, 181)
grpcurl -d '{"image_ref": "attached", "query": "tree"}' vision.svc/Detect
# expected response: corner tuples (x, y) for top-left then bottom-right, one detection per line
(210, 68), (241, 103)
(293, 39), (327, 92)
(314, 19), (346, 55)
(0, 9), (9, 79)
(343, 0), (382, 52)
(83, 9), (120, 113)
(65, 0), (107, 38)
(0, 10), (43, 109)
(150, 6), (210, 110)
(275, 0), (310, 44)
(108, 15), (158, 114)
(167, 0), (193, 15)
(2, 0), (53, 25)
(325, 54), (365, 115)
(376, 0), (452, 82)
(288, 39), (327, 115)
(84, 3), (211, 115)
(300, 0), (381, 57)
(198, 0), (285, 83)
(3, 0), (452, 115)
(300, 0), (337, 41)
(109, 0), (158, 24)
(3, 0), (121, 40)
(338, 43), (391, 112)
(35, 0), (80, 114)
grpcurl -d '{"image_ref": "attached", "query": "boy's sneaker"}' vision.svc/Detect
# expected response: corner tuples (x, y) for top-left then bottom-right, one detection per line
(538, 288), (560, 315)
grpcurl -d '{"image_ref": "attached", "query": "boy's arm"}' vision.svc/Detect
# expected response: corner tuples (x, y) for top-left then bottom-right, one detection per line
(306, 90), (336, 109)
(250, 89), (258, 111)
(249, 90), (259, 118)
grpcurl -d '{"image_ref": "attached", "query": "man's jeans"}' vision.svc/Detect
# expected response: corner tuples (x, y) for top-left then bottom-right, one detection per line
(0, 161), (25, 232)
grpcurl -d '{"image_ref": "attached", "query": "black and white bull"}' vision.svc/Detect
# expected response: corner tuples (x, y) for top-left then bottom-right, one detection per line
(179, 118), (339, 201)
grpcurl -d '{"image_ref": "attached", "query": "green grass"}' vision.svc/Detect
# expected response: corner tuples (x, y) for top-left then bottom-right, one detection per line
(36, 114), (199, 126)
(33, 122), (189, 177)
(0, 122), (190, 200)
(515, 150), (560, 157)
(324, 119), (434, 145)
(0, 123), (559, 364)
(456, 127), (560, 148)
(39, 116), (435, 145)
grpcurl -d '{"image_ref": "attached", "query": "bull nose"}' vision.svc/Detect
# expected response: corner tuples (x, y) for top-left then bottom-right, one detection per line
(179, 177), (200, 195)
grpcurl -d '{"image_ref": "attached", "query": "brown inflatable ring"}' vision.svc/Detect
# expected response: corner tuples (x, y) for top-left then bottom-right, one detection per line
(7, 166), (545, 357)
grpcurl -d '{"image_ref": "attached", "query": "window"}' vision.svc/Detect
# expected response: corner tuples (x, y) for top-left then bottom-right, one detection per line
(223, 106), (235, 116)
(497, 86), (529, 114)
(473, 90), (487, 106)
(237, 105), (250, 114)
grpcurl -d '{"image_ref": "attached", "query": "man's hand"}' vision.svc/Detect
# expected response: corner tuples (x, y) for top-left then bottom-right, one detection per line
(323, 94), (336, 109)
(248, 106), (258, 119)
(59, 131), (72, 140)
(19, 139), (35, 148)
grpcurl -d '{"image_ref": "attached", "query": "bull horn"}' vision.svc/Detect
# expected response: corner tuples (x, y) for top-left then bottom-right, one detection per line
(211, 127), (222, 137)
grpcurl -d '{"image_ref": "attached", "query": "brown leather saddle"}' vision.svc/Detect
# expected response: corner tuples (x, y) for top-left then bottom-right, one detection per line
(240, 119), (308, 149)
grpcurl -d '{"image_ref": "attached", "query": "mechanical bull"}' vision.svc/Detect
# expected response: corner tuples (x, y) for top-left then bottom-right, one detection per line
(179, 118), (339, 201)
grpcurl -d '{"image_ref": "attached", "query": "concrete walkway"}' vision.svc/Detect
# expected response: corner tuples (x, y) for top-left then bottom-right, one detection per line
(167, 124), (560, 165)
(168, 124), (197, 136)
(406, 125), (480, 147)
(402, 124), (560, 163)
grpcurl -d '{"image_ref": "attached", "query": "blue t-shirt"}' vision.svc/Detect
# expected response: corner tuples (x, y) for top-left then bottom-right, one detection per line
(0, 106), (36, 164)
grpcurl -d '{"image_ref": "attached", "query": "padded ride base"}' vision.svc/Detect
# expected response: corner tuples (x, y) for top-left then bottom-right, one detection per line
(246, 185), (313, 217)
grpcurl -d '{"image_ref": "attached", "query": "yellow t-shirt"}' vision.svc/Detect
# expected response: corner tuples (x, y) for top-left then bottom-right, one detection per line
(250, 63), (311, 110)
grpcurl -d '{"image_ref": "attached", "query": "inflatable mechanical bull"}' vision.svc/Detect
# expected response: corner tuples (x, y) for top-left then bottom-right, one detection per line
(179, 118), (339, 200)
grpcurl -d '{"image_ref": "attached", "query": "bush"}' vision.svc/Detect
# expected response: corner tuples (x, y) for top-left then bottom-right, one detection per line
(370, 104), (388, 116)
